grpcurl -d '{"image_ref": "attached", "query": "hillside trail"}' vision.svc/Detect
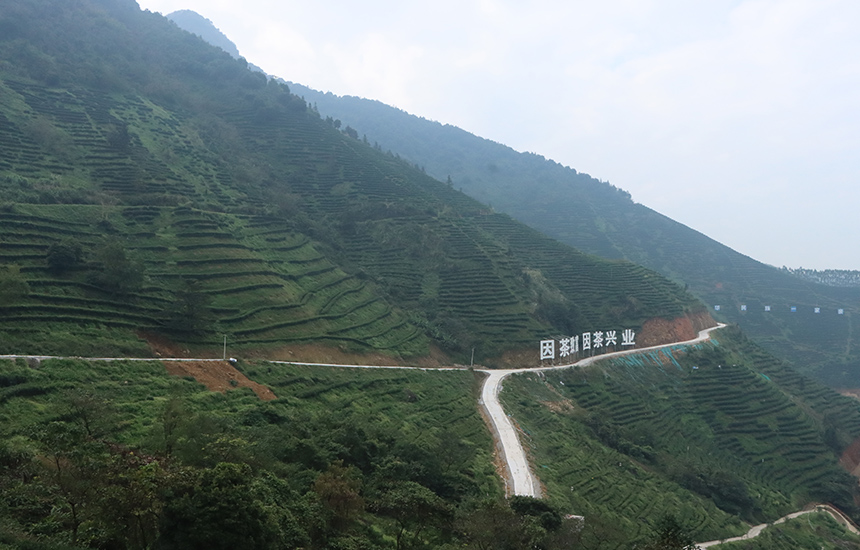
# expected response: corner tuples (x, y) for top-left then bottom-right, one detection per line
(694, 504), (860, 548)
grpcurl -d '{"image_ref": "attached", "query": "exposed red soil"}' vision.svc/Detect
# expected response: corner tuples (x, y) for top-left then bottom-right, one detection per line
(837, 395), (860, 480)
(637, 310), (716, 348)
(839, 437), (860, 477)
(138, 331), (213, 359)
(838, 388), (860, 401)
(163, 360), (277, 401)
(495, 348), (545, 369)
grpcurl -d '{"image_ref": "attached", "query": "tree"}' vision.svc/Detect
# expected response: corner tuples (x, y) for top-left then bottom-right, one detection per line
(458, 499), (529, 550)
(509, 495), (562, 532)
(372, 481), (450, 550)
(638, 515), (697, 550)
(105, 122), (131, 151)
(34, 421), (103, 545)
(47, 239), (84, 274)
(158, 462), (278, 550)
(159, 397), (187, 458)
(87, 239), (144, 294)
(578, 514), (625, 550)
(161, 279), (215, 335)
(312, 461), (364, 533)
(0, 265), (29, 305)
(58, 389), (115, 438)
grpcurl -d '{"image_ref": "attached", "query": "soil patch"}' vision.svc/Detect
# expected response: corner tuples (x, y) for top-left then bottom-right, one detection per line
(496, 348), (543, 369)
(163, 360), (276, 401)
(138, 332), (216, 359)
(540, 399), (575, 414)
(638, 311), (715, 348)
(838, 388), (860, 401)
(838, 430), (860, 477)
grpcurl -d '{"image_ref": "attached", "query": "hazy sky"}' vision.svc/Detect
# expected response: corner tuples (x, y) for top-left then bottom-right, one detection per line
(136, 0), (860, 270)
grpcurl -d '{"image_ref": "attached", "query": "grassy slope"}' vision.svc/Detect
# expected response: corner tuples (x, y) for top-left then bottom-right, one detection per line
(0, 0), (704, 363)
(288, 82), (860, 385)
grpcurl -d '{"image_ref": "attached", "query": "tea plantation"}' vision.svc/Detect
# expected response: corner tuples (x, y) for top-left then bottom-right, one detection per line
(501, 326), (860, 545)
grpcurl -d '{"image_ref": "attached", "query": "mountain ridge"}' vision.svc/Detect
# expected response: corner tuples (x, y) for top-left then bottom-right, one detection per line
(163, 10), (858, 384)
(0, 0), (708, 365)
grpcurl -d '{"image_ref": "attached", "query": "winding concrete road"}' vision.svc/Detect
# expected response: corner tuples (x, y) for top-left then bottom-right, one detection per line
(476, 324), (726, 498)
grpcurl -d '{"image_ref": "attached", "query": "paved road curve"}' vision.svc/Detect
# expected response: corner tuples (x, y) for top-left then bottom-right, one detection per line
(476, 324), (726, 498)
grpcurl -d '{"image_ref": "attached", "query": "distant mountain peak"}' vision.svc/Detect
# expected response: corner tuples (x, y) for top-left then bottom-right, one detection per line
(166, 9), (266, 74)
(166, 9), (241, 59)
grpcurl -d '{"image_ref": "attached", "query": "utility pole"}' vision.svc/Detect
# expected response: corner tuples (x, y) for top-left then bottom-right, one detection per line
(470, 347), (475, 368)
(222, 334), (227, 360)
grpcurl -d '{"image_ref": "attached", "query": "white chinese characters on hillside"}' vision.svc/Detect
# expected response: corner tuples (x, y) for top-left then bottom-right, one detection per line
(540, 340), (555, 360)
(539, 329), (636, 361)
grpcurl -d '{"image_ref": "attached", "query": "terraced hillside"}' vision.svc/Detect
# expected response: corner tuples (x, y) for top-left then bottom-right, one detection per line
(0, 0), (707, 362)
(0, 204), (424, 356)
(287, 82), (860, 385)
(501, 326), (860, 545)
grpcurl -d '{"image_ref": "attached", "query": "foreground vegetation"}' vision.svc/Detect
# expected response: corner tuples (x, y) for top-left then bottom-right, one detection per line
(0, 357), (719, 549)
(4, 327), (860, 548)
(0, 357), (494, 548)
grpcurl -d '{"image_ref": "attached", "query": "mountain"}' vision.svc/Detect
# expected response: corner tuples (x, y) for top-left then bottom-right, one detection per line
(2, 2), (860, 549)
(0, 0), (707, 364)
(285, 82), (860, 387)
(165, 9), (241, 59)
(165, 9), (266, 74)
